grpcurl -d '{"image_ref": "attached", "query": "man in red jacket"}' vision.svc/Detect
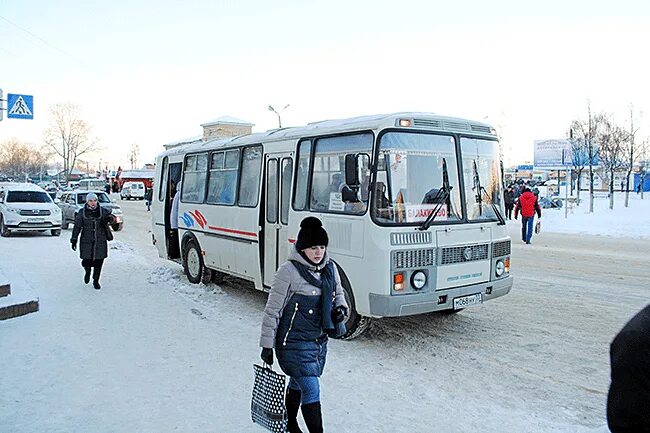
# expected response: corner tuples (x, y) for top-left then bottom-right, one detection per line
(514, 186), (542, 244)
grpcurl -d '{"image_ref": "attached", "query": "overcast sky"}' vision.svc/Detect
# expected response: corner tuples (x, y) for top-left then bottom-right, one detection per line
(1, 0), (649, 169)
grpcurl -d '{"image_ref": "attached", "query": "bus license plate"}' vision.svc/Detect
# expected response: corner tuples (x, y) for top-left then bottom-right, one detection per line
(453, 293), (482, 309)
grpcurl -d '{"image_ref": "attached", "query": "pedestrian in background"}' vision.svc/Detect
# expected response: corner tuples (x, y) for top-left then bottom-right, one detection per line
(504, 186), (515, 220)
(514, 186), (541, 244)
(607, 304), (650, 432)
(260, 216), (348, 433)
(145, 186), (153, 211)
(70, 193), (115, 290)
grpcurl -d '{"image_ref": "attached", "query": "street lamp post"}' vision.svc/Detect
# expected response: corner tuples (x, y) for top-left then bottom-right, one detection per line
(268, 104), (289, 128)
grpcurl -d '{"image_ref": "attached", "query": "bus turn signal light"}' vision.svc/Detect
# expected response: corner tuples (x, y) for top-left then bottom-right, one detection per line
(394, 273), (405, 291)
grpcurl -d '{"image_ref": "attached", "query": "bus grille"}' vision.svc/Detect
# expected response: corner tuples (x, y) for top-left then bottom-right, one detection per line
(393, 249), (436, 269)
(443, 121), (469, 130)
(19, 210), (51, 216)
(440, 244), (489, 265)
(413, 119), (442, 128)
(391, 231), (431, 246)
(492, 240), (511, 257)
(470, 124), (492, 133)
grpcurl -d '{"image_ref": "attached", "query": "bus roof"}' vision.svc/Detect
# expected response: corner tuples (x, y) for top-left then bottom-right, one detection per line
(158, 112), (496, 158)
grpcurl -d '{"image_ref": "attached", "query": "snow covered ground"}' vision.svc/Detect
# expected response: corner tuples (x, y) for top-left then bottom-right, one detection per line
(534, 191), (650, 240)
(1, 194), (648, 433)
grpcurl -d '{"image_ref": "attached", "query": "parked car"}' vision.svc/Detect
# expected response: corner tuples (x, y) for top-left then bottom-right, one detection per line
(58, 190), (124, 231)
(120, 181), (146, 200)
(0, 183), (62, 237)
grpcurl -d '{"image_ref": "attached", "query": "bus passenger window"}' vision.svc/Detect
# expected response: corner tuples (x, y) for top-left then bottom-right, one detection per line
(207, 150), (240, 205)
(293, 140), (311, 211)
(182, 153), (208, 203)
(238, 146), (262, 207)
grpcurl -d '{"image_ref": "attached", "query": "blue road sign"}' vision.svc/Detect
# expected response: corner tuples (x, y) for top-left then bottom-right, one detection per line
(7, 93), (34, 119)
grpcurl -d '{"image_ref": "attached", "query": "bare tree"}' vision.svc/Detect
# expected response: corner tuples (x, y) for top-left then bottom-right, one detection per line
(0, 138), (50, 179)
(568, 126), (589, 205)
(128, 144), (140, 170)
(623, 107), (641, 207)
(597, 116), (628, 209)
(43, 103), (99, 181)
(569, 104), (602, 212)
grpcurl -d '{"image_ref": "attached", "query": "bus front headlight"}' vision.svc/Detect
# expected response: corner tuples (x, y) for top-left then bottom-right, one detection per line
(411, 271), (426, 290)
(495, 260), (505, 277)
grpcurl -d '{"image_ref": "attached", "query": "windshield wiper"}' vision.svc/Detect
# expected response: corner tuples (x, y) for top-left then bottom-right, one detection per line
(419, 158), (451, 231)
(472, 159), (505, 225)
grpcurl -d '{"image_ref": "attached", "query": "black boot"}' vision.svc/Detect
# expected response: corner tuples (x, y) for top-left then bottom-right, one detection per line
(286, 388), (303, 433)
(84, 267), (91, 284)
(301, 402), (322, 433)
(92, 266), (102, 290)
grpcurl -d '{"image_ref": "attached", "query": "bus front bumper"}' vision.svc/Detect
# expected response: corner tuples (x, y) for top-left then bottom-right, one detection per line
(368, 275), (513, 317)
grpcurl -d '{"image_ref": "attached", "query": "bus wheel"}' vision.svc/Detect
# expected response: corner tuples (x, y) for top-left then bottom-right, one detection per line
(183, 240), (204, 284)
(335, 266), (370, 340)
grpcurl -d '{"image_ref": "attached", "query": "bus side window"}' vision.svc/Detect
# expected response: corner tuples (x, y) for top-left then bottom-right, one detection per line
(293, 140), (311, 211)
(182, 153), (208, 203)
(238, 146), (263, 207)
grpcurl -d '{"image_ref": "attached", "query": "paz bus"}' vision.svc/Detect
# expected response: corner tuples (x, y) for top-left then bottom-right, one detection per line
(152, 112), (513, 338)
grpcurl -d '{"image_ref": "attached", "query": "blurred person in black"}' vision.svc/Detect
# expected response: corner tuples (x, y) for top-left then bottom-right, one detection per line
(607, 304), (650, 433)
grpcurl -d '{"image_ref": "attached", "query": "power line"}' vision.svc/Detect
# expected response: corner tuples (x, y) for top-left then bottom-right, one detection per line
(0, 14), (83, 64)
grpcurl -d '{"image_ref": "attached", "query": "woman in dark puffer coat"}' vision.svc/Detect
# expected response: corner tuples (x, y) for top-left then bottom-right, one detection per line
(260, 217), (348, 433)
(70, 193), (115, 290)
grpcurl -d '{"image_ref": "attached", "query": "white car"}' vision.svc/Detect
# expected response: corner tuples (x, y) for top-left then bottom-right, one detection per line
(0, 183), (63, 237)
(120, 181), (146, 200)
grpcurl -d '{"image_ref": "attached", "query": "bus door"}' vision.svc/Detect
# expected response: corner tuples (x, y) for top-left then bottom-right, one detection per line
(161, 160), (182, 260)
(263, 154), (293, 286)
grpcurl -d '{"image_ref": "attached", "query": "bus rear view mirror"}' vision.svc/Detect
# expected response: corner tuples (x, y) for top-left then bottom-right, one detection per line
(345, 154), (360, 186)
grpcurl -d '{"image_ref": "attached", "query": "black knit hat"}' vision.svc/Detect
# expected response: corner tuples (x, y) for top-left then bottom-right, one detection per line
(295, 216), (329, 251)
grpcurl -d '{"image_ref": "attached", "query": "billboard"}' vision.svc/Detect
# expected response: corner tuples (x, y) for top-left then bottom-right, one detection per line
(533, 139), (571, 168)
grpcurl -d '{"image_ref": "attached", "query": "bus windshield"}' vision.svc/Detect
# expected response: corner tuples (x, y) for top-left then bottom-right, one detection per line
(373, 132), (463, 225)
(460, 137), (502, 222)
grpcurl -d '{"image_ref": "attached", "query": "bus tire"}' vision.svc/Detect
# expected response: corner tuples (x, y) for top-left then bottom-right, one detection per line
(334, 264), (370, 340)
(183, 239), (205, 284)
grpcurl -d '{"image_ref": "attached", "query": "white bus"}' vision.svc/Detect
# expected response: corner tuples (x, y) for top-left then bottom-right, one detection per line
(152, 112), (513, 338)
(78, 178), (107, 191)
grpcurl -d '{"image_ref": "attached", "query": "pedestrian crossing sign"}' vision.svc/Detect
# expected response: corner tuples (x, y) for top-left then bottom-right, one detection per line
(7, 94), (34, 119)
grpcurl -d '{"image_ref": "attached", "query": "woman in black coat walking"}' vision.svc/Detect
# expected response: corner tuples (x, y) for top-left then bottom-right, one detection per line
(70, 193), (115, 290)
(260, 217), (348, 433)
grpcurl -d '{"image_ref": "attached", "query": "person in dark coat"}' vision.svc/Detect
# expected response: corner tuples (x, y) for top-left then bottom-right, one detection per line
(514, 186), (542, 244)
(504, 186), (515, 220)
(260, 217), (349, 433)
(607, 304), (650, 433)
(145, 187), (153, 211)
(70, 192), (115, 290)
